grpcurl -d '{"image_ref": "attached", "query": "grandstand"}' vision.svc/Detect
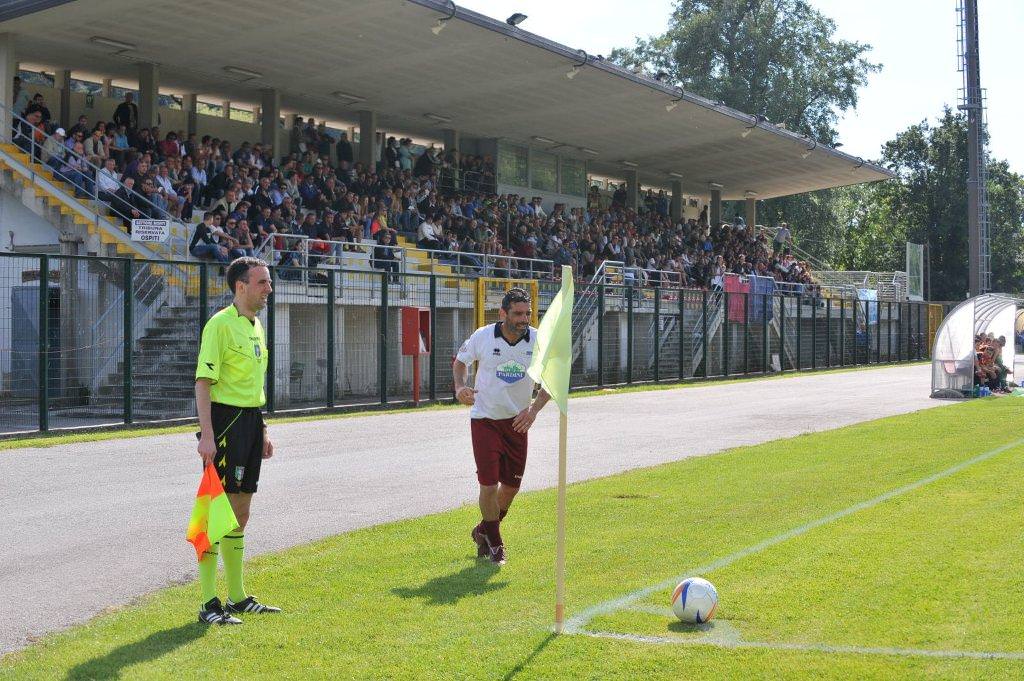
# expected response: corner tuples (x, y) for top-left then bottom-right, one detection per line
(0, 1), (921, 435)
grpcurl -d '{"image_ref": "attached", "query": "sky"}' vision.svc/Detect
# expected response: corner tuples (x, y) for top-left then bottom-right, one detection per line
(458, 0), (1023, 172)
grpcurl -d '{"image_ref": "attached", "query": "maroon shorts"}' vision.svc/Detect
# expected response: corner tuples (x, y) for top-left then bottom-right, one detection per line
(471, 417), (528, 487)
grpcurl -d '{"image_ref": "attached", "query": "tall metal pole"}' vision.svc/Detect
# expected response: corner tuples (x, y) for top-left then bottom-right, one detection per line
(960, 0), (988, 296)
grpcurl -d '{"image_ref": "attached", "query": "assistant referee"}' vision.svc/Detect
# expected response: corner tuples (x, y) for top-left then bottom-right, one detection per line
(193, 256), (281, 625)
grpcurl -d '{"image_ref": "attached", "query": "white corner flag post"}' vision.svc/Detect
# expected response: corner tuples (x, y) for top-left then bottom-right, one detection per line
(527, 265), (574, 634)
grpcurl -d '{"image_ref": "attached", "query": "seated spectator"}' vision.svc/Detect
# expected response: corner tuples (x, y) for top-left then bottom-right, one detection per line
(42, 127), (67, 171)
(417, 213), (443, 250)
(110, 176), (144, 231)
(373, 231), (400, 282)
(58, 141), (93, 197)
(96, 157), (121, 203)
(189, 212), (230, 263)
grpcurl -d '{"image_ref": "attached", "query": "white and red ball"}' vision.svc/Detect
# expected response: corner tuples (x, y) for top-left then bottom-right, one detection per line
(671, 577), (718, 623)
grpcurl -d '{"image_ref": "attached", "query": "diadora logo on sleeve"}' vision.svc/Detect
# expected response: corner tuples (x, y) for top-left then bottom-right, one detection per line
(496, 360), (527, 384)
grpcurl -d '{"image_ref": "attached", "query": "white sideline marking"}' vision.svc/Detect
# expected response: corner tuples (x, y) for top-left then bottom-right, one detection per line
(565, 437), (1024, 636)
(578, 627), (1024, 661)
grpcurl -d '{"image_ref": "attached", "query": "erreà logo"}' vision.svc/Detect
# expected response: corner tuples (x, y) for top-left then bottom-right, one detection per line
(495, 360), (526, 385)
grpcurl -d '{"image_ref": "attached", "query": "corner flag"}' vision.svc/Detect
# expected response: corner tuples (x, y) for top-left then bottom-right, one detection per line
(527, 265), (575, 634)
(527, 266), (575, 414)
(186, 463), (238, 561)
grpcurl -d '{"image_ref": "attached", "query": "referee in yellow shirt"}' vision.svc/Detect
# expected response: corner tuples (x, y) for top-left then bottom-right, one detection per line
(193, 256), (280, 625)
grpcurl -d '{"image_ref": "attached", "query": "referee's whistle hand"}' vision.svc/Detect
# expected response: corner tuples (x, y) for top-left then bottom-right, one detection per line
(456, 387), (477, 406)
(197, 435), (217, 466)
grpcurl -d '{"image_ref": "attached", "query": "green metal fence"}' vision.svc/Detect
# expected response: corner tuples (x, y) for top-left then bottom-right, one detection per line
(0, 251), (934, 436)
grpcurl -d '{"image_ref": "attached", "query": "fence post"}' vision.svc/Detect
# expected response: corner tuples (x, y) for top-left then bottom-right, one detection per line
(266, 267), (276, 413)
(723, 291), (730, 377)
(875, 300), (881, 365)
(887, 302), (893, 362)
(597, 284), (605, 388)
(198, 262), (209, 336)
(626, 286), (634, 384)
(429, 275), (437, 402)
(677, 291), (685, 381)
(653, 288), (661, 383)
(779, 293), (787, 373)
(701, 290), (709, 379)
(743, 293), (749, 374)
(825, 298), (832, 368)
(326, 269), (335, 408)
(123, 258), (133, 425)
(38, 254), (49, 433)
(921, 301), (929, 358)
(839, 297), (846, 366)
(379, 270), (389, 405)
(796, 294), (802, 370)
(852, 296), (859, 367)
(811, 298), (818, 370)
(761, 291), (769, 374)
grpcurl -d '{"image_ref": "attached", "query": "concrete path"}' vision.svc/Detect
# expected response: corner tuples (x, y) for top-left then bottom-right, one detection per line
(0, 364), (941, 654)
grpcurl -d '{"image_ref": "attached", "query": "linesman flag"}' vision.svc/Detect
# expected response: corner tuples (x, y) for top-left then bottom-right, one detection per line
(527, 265), (575, 634)
(186, 463), (238, 561)
(527, 265), (575, 414)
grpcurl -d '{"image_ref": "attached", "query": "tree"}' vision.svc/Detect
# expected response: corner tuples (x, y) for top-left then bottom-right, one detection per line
(611, 0), (880, 142)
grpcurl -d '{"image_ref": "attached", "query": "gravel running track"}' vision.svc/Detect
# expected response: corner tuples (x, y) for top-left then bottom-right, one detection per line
(0, 364), (941, 654)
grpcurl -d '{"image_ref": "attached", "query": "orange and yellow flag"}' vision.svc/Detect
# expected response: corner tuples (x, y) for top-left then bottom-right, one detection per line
(186, 463), (238, 561)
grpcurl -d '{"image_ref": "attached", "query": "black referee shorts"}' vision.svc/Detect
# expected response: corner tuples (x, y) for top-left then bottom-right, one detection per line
(198, 403), (265, 494)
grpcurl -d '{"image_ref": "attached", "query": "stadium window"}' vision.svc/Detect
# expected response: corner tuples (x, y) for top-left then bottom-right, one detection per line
(229, 107), (254, 123)
(158, 94), (183, 110)
(16, 69), (54, 88)
(196, 100), (223, 117)
(531, 150), (557, 193)
(498, 142), (528, 187)
(70, 78), (102, 95)
(561, 157), (587, 197)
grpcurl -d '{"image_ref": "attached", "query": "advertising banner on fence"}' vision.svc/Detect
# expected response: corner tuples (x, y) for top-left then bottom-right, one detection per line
(131, 219), (170, 243)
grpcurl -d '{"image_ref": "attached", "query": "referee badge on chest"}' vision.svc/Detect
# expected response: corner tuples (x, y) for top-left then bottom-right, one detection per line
(253, 343), (262, 358)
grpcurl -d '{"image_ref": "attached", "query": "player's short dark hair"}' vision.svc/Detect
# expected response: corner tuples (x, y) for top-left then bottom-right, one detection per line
(227, 257), (269, 294)
(501, 287), (531, 312)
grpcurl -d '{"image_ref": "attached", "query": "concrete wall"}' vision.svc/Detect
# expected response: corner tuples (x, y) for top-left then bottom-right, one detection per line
(0, 186), (60, 251)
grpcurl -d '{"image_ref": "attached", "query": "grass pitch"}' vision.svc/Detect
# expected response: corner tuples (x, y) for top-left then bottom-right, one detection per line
(2, 397), (1023, 680)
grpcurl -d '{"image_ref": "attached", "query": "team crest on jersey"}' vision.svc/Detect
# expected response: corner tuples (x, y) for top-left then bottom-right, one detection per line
(496, 360), (526, 384)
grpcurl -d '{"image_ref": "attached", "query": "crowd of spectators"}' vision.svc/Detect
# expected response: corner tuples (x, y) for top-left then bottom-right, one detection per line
(10, 76), (818, 293)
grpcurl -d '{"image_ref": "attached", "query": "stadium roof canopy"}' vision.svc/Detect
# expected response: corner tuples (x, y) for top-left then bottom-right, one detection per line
(0, 0), (894, 200)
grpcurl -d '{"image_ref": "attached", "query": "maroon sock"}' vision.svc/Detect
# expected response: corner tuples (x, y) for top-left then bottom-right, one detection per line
(499, 509), (508, 521)
(482, 520), (502, 548)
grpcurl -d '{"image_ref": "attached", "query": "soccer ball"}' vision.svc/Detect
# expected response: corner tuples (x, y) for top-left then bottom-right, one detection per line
(671, 577), (718, 623)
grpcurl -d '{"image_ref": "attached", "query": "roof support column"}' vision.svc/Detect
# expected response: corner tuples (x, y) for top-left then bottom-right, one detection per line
(0, 34), (15, 135)
(670, 180), (683, 221)
(54, 69), (71, 129)
(222, 100), (231, 119)
(137, 62), (159, 129)
(182, 93), (197, 137)
(442, 128), (460, 154)
(358, 109), (377, 170)
(745, 193), (757, 229)
(624, 169), (638, 210)
(260, 88), (281, 162)
(710, 188), (722, 227)
(100, 78), (112, 98)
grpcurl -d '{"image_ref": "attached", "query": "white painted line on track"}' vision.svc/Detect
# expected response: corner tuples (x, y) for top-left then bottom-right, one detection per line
(565, 437), (1024, 636)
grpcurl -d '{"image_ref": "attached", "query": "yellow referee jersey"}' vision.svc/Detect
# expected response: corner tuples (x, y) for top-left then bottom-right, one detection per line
(195, 304), (268, 407)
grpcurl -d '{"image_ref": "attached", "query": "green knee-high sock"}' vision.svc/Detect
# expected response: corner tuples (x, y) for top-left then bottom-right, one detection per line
(221, 534), (246, 602)
(198, 545), (219, 604)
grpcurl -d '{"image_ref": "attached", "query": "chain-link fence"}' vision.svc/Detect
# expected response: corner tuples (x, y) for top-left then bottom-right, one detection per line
(0, 251), (936, 436)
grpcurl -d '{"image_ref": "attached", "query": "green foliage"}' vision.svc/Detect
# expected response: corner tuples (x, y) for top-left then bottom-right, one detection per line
(610, 0), (880, 142)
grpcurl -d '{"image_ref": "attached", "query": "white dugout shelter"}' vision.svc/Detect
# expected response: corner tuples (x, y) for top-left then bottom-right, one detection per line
(930, 294), (1022, 398)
